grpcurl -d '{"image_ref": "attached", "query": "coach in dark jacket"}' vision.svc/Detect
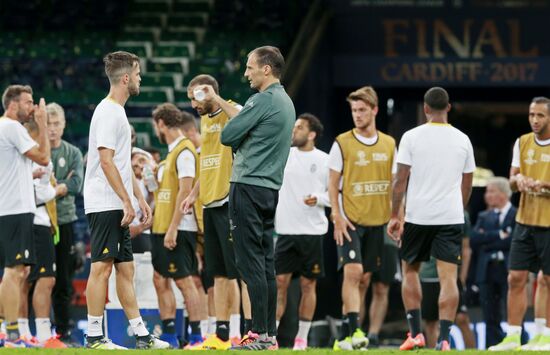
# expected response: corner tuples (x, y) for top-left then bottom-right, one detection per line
(470, 177), (516, 348)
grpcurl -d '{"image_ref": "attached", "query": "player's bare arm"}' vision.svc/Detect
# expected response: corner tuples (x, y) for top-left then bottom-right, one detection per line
(388, 163), (410, 241)
(328, 168), (355, 246)
(99, 147), (134, 227)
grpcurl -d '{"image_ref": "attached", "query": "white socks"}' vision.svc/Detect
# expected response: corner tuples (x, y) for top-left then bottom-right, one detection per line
(35, 318), (52, 342)
(87, 315), (104, 337)
(535, 318), (546, 335)
(276, 320), (280, 329)
(507, 325), (522, 336)
(200, 319), (209, 337)
(129, 317), (149, 337)
(208, 316), (217, 335)
(296, 320), (312, 340)
(229, 314), (241, 339)
(17, 318), (31, 338)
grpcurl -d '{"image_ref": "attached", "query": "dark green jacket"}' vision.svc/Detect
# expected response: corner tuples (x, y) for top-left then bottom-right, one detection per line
(221, 83), (295, 190)
(51, 140), (84, 224)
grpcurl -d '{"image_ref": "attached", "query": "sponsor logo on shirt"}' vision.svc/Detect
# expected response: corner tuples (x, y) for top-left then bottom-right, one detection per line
(351, 180), (390, 196)
(524, 149), (537, 165)
(354, 150), (370, 166)
(312, 264), (321, 274)
(310, 164), (317, 173)
(372, 152), (388, 161)
(201, 154), (221, 170)
(541, 153), (550, 162)
(204, 123), (222, 133)
(157, 189), (171, 203)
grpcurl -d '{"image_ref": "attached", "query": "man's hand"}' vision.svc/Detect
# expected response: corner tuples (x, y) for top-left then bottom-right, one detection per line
(138, 198), (152, 227)
(32, 167), (47, 179)
(332, 213), (355, 246)
(164, 227), (177, 250)
(515, 174), (535, 192)
(34, 98), (47, 129)
(387, 217), (404, 243)
(55, 183), (68, 197)
(121, 199), (136, 227)
(194, 84), (217, 103)
(303, 195), (317, 207)
(181, 193), (197, 214)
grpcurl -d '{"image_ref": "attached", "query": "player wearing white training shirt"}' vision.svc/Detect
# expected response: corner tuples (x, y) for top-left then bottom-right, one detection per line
(82, 51), (168, 350)
(388, 87), (475, 351)
(150, 103), (204, 348)
(0, 85), (50, 347)
(274, 113), (329, 350)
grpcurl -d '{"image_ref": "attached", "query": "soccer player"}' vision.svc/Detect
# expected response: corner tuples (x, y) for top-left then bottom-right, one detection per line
(328, 86), (396, 350)
(17, 119), (67, 348)
(274, 113), (329, 350)
(489, 97), (550, 351)
(46, 102), (84, 344)
(150, 103), (204, 348)
(388, 87), (475, 351)
(182, 74), (247, 349)
(82, 51), (168, 350)
(0, 85), (50, 348)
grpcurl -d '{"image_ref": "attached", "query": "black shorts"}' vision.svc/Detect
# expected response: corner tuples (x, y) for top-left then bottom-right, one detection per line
(372, 244), (399, 284)
(87, 210), (133, 263)
(201, 267), (214, 290)
(399, 223), (463, 265)
(421, 280), (468, 321)
(275, 234), (324, 279)
(29, 225), (56, 281)
(0, 213), (35, 267)
(509, 223), (550, 274)
(203, 203), (239, 279)
(131, 233), (152, 254)
(151, 231), (198, 279)
(337, 224), (384, 272)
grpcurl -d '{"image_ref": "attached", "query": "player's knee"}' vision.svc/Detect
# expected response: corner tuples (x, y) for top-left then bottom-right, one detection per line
(153, 272), (169, 289)
(373, 282), (389, 297)
(90, 262), (113, 280)
(344, 264), (363, 283)
(300, 277), (316, 295)
(508, 271), (527, 289)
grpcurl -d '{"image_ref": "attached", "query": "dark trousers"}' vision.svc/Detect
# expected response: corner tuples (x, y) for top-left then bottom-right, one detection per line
(479, 261), (508, 348)
(53, 222), (76, 336)
(229, 183), (278, 336)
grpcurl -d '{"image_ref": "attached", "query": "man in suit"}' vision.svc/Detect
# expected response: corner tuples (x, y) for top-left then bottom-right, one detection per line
(470, 177), (516, 348)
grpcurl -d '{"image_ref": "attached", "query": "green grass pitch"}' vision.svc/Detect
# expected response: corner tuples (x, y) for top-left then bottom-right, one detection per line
(0, 349), (543, 354)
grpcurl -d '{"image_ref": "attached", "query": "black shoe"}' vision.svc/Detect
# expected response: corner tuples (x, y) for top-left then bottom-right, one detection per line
(368, 334), (379, 348)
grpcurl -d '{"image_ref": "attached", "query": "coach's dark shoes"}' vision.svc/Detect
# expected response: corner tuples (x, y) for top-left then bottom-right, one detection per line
(135, 334), (170, 349)
(231, 332), (277, 351)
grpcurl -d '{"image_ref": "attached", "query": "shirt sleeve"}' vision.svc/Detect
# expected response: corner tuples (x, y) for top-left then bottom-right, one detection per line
(396, 132), (412, 166)
(57, 145), (84, 194)
(312, 154), (331, 207)
(220, 94), (269, 150)
(10, 122), (37, 154)
(391, 147), (398, 174)
(176, 149), (195, 178)
(328, 142), (343, 172)
(463, 138), (476, 173)
(95, 110), (120, 150)
(511, 139), (520, 168)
